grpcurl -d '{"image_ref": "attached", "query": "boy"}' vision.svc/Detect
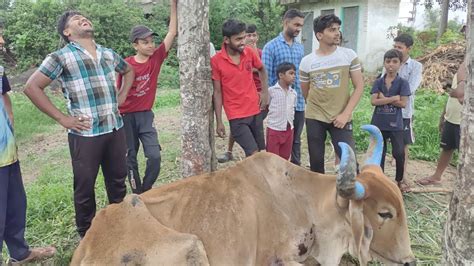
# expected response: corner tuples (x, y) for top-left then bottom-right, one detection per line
(117, 0), (177, 194)
(392, 34), (422, 179)
(300, 14), (364, 174)
(370, 49), (411, 192)
(212, 19), (269, 157)
(1, 64), (56, 263)
(266, 62), (297, 160)
(217, 24), (263, 163)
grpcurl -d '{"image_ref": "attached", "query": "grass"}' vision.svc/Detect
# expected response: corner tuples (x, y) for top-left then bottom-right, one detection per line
(2, 79), (450, 265)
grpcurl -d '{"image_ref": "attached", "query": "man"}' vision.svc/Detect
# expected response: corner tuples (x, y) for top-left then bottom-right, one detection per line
(299, 14), (364, 173)
(117, 0), (176, 194)
(262, 9), (305, 166)
(392, 33), (422, 186)
(212, 19), (269, 157)
(24, 11), (134, 238)
(0, 38), (56, 264)
(416, 62), (465, 186)
(217, 24), (263, 163)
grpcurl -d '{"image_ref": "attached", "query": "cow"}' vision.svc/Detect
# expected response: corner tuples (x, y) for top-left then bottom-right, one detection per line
(71, 125), (416, 265)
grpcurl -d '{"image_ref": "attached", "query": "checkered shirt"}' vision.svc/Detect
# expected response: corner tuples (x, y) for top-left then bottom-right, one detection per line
(262, 33), (305, 111)
(38, 42), (128, 137)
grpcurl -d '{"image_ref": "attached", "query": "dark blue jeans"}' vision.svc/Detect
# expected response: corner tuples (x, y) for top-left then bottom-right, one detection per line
(0, 161), (30, 261)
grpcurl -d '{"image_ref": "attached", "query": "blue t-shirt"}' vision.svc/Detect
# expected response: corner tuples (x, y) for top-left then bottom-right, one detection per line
(370, 74), (411, 131)
(0, 66), (18, 167)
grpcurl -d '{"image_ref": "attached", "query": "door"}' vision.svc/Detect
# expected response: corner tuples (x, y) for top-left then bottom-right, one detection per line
(302, 12), (314, 56)
(342, 6), (359, 52)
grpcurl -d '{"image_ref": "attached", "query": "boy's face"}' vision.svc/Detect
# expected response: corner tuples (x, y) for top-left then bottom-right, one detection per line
(279, 69), (296, 85)
(0, 34), (4, 51)
(284, 17), (304, 38)
(133, 36), (156, 57)
(245, 31), (258, 47)
(393, 41), (410, 59)
(316, 23), (341, 46)
(384, 57), (401, 74)
(224, 31), (246, 53)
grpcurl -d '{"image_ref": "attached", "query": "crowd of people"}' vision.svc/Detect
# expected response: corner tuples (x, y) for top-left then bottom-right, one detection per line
(0, 1), (466, 263)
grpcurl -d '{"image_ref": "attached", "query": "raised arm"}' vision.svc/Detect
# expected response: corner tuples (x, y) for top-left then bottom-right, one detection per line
(163, 0), (177, 52)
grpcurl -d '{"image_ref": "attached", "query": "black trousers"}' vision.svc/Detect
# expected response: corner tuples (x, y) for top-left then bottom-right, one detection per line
(68, 128), (127, 237)
(229, 114), (265, 156)
(123, 111), (161, 194)
(381, 130), (405, 182)
(291, 111), (305, 165)
(306, 118), (356, 174)
(0, 162), (30, 261)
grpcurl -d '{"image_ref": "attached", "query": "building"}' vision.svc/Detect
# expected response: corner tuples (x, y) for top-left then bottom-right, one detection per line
(280, 0), (402, 73)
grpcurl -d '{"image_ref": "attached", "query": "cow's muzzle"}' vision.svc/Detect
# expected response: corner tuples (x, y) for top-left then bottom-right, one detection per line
(403, 260), (416, 266)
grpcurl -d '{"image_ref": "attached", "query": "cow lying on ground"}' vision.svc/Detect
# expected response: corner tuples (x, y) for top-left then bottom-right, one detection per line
(71, 125), (416, 265)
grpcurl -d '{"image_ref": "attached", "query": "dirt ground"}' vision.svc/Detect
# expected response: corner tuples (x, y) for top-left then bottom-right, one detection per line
(20, 107), (457, 194)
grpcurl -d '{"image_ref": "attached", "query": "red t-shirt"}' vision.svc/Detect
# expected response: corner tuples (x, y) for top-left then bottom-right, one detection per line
(252, 48), (262, 92)
(211, 45), (262, 120)
(118, 43), (168, 114)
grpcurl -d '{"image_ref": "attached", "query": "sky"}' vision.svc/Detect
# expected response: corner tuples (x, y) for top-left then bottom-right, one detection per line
(399, 0), (468, 29)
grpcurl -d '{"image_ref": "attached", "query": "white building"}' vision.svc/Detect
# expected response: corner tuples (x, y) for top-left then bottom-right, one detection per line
(280, 0), (403, 73)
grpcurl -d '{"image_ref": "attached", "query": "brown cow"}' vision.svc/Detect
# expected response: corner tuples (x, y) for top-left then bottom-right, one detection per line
(71, 125), (416, 265)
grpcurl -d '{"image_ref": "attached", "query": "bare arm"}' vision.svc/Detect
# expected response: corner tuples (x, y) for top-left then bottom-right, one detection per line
(24, 71), (91, 131)
(450, 61), (466, 104)
(213, 80), (225, 138)
(301, 81), (309, 100)
(117, 63), (135, 105)
(392, 96), (408, 108)
(333, 69), (364, 128)
(257, 66), (269, 109)
(3, 93), (13, 127)
(163, 0), (177, 52)
(371, 93), (400, 106)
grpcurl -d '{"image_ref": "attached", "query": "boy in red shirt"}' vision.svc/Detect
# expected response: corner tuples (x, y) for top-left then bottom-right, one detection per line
(212, 19), (269, 157)
(117, 0), (176, 193)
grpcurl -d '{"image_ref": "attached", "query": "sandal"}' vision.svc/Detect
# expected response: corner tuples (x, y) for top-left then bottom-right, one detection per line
(415, 177), (441, 186)
(9, 246), (56, 265)
(397, 181), (412, 193)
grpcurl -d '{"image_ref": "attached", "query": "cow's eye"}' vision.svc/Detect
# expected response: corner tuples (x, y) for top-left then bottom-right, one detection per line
(378, 212), (393, 219)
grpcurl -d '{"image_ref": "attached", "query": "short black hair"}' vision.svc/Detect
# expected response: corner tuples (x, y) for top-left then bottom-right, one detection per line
(283, 9), (305, 21)
(394, 33), (414, 48)
(58, 10), (83, 43)
(313, 14), (341, 36)
(222, 19), (246, 38)
(246, 24), (257, 33)
(384, 49), (403, 62)
(276, 62), (296, 77)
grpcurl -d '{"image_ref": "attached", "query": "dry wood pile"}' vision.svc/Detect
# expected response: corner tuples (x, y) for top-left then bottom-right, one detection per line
(417, 41), (466, 93)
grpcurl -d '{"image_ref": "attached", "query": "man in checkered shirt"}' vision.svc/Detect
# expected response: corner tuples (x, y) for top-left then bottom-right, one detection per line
(24, 11), (134, 238)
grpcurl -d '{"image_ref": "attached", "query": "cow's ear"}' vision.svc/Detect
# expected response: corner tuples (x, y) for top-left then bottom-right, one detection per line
(349, 201), (373, 265)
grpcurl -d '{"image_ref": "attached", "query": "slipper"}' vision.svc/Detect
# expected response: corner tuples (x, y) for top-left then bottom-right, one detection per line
(398, 181), (412, 193)
(415, 177), (441, 186)
(10, 246), (56, 264)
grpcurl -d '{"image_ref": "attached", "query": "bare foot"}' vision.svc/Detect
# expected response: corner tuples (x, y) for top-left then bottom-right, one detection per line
(415, 177), (442, 186)
(10, 246), (56, 264)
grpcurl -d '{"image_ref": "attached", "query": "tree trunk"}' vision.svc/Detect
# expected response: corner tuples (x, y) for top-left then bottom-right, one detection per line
(442, 1), (474, 264)
(437, 0), (450, 41)
(177, 0), (216, 178)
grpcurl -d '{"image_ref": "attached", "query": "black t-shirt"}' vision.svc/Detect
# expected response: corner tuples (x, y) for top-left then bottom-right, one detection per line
(1, 71), (11, 95)
(370, 74), (410, 131)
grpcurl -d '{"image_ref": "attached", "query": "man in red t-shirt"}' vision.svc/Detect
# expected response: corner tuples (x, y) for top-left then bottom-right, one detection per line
(117, 0), (176, 194)
(212, 19), (269, 157)
(217, 24), (265, 162)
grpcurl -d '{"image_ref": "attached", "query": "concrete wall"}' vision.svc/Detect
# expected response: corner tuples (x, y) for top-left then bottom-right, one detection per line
(295, 0), (400, 73)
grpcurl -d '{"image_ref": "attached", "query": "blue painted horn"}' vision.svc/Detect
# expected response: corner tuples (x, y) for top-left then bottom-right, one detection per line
(361, 125), (383, 166)
(337, 142), (365, 200)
